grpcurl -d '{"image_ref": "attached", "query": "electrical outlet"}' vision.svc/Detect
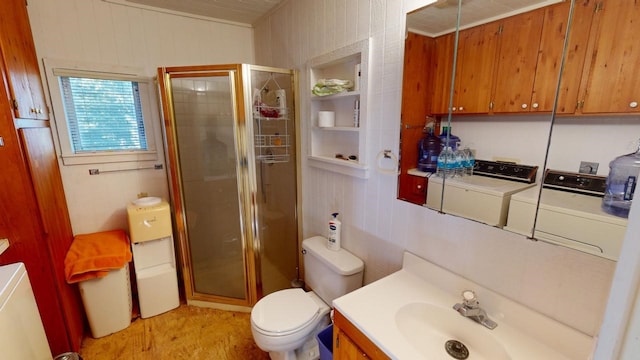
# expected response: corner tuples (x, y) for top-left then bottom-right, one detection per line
(579, 161), (599, 174)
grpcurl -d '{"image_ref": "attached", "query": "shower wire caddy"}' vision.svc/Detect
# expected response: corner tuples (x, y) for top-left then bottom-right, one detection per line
(253, 74), (291, 164)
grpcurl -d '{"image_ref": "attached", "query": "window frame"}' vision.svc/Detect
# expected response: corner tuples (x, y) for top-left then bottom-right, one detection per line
(44, 58), (159, 166)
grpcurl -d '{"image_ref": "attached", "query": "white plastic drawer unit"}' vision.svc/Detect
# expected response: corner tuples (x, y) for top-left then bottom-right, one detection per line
(427, 175), (536, 227)
(0, 262), (52, 359)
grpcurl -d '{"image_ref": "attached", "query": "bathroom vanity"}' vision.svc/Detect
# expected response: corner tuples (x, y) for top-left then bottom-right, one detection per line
(333, 309), (389, 359)
(332, 252), (593, 359)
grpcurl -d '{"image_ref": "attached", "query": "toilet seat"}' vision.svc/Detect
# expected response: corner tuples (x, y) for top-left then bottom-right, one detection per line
(251, 288), (321, 336)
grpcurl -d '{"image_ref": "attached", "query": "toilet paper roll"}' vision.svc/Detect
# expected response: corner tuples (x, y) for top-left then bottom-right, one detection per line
(318, 111), (335, 127)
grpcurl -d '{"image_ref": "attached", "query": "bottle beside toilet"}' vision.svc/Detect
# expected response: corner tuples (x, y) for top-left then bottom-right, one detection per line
(250, 236), (364, 360)
(327, 213), (341, 251)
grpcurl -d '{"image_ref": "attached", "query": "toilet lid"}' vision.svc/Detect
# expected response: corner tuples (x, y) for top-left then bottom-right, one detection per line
(251, 288), (320, 335)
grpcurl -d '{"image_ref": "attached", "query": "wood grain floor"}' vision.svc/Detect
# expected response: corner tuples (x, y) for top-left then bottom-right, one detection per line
(79, 304), (270, 359)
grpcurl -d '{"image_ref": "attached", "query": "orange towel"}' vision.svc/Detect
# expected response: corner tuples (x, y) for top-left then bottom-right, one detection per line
(64, 229), (132, 284)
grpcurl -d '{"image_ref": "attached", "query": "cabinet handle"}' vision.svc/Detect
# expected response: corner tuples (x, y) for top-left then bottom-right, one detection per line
(451, 107), (457, 111)
(521, 103), (528, 109)
(417, 184), (422, 189)
(630, 101), (638, 108)
(458, 106), (464, 111)
(532, 102), (539, 109)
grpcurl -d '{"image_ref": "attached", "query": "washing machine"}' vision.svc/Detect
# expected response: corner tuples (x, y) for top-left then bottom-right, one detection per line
(426, 160), (538, 227)
(506, 170), (628, 260)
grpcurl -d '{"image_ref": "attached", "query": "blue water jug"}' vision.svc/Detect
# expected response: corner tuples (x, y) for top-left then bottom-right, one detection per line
(602, 142), (640, 218)
(439, 126), (461, 151)
(417, 128), (441, 173)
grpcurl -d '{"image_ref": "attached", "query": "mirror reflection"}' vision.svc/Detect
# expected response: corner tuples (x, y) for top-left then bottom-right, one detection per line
(399, 0), (640, 261)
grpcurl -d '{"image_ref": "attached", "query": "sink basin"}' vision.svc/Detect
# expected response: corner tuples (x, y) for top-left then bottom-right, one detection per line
(395, 302), (510, 360)
(334, 252), (595, 359)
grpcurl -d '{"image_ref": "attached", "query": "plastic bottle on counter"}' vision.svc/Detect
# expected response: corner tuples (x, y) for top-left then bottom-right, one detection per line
(417, 126), (441, 173)
(462, 147), (475, 176)
(602, 140), (640, 218)
(453, 148), (465, 177)
(436, 146), (455, 178)
(327, 213), (342, 251)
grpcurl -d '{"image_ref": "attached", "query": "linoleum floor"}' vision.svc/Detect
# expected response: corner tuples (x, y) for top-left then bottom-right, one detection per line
(79, 304), (270, 359)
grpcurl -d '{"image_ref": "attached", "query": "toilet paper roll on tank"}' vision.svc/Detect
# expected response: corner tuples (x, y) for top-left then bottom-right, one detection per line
(318, 111), (335, 127)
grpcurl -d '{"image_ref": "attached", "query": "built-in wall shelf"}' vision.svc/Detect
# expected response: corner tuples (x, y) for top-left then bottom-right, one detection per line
(314, 126), (361, 132)
(307, 155), (369, 179)
(311, 90), (361, 101)
(307, 38), (371, 178)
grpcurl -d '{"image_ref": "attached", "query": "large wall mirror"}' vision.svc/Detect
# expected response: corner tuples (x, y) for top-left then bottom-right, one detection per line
(398, 0), (640, 261)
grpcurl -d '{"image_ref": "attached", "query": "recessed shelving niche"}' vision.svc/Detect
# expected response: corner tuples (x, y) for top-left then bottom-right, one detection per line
(307, 38), (371, 179)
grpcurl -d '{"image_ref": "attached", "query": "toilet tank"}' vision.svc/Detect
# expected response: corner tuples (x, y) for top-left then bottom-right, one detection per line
(302, 236), (364, 305)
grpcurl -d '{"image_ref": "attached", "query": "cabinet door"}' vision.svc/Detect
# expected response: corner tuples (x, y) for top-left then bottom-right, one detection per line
(335, 329), (368, 360)
(551, 0), (595, 114)
(492, 8), (545, 113)
(431, 33), (455, 115)
(454, 22), (499, 114)
(20, 127), (85, 352)
(0, 0), (48, 120)
(399, 174), (427, 205)
(402, 32), (434, 124)
(580, 1), (640, 114)
(0, 114), (72, 354)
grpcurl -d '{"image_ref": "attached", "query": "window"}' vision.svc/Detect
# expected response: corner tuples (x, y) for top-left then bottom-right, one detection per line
(44, 59), (158, 165)
(61, 77), (148, 153)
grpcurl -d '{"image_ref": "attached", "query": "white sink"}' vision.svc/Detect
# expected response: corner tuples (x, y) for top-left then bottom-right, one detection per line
(333, 251), (594, 359)
(396, 302), (510, 359)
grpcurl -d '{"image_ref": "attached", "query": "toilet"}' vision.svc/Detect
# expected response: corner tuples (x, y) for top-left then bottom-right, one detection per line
(251, 236), (364, 360)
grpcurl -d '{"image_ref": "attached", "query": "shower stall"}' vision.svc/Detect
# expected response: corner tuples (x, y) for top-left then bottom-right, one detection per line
(157, 65), (300, 308)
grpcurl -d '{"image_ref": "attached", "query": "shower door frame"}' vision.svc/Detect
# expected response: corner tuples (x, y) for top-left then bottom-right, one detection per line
(157, 64), (301, 309)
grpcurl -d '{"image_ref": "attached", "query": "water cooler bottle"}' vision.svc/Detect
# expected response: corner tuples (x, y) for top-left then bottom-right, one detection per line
(127, 199), (180, 318)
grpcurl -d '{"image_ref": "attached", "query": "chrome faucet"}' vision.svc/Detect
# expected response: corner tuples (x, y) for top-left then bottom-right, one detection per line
(453, 290), (498, 330)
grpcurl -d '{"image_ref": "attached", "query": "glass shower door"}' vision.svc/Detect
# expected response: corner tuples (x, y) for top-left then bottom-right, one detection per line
(159, 64), (299, 307)
(248, 66), (299, 297)
(168, 70), (248, 301)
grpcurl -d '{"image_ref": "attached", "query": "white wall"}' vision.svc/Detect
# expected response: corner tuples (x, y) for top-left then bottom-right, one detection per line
(254, 0), (620, 337)
(26, 0), (255, 234)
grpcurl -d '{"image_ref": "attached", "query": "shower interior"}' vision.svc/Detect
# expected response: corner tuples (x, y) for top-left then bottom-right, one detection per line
(158, 65), (300, 308)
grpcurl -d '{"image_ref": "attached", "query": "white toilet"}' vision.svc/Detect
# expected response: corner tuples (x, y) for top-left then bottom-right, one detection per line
(251, 236), (364, 360)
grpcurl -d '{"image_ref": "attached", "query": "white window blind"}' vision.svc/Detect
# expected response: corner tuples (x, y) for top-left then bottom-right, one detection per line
(60, 77), (148, 153)
(44, 58), (159, 166)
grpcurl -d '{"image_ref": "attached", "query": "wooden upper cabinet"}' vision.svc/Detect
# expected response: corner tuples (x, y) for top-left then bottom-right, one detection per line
(579, 0), (640, 114)
(491, 8), (545, 113)
(454, 23), (499, 114)
(0, 0), (48, 120)
(431, 33), (455, 115)
(431, 24), (499, 115)
(552, 0), (595, 114)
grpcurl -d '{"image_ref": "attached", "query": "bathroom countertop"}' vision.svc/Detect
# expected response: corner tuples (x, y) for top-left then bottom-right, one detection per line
(332, 252), (594, 359)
